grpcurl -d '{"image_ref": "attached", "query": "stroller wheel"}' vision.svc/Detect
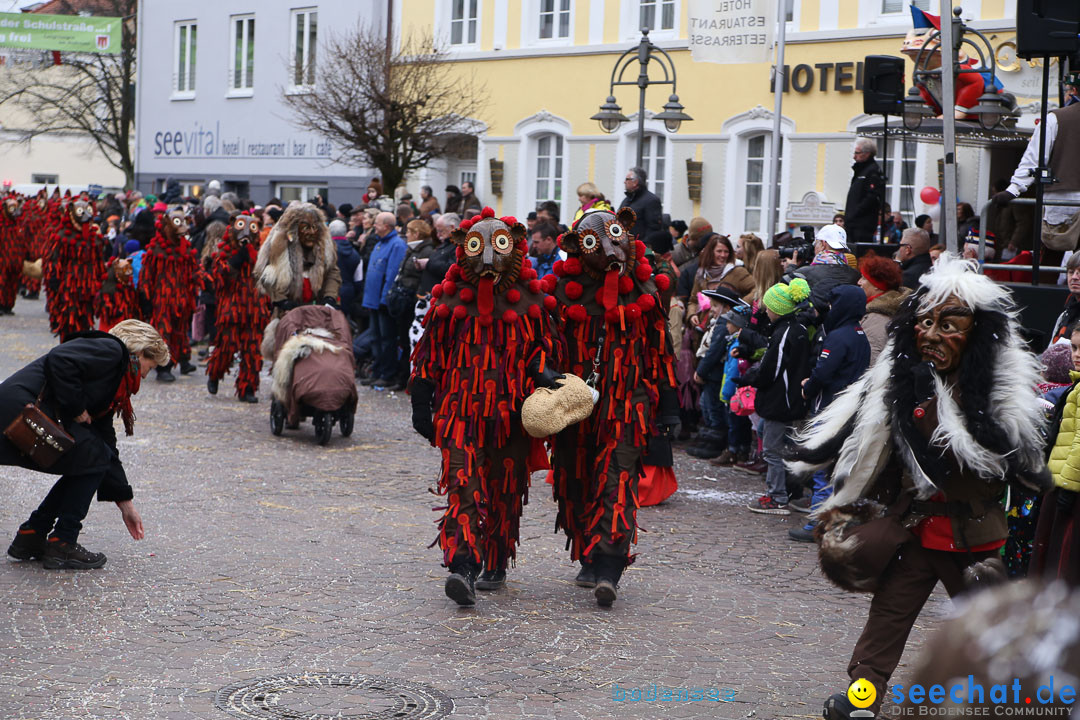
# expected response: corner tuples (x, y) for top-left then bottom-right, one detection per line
(270, 399), (285, 436)
(339, 410), (354, 438)
(314, 412), (334, 446)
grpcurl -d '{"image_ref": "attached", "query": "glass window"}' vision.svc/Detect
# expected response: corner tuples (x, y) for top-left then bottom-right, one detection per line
(276, 183), (327, 204)
(742, 134), (782, 234)
(460, 171), (476, 187)
(292, 9), (317, 88)
(534, 134), (564, 207)
(31, 174), (58, 184)
(640, 0), (675, 31)
(451, 0), (479, 45)
(640, 134), (667, 203)
(883, 0), (928, 13)
(882, 140), (918, 224)
(539, 0), (571, 40)
(175, 21), (197, 94)
(231, 15), (255, 91)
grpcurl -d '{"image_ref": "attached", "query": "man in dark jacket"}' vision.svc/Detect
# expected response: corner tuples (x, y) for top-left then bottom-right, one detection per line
(329, 220), (360, 317)
(844, 139), (885, 243)
(618, 166), (663, 246)
(361, 212), (407, 387)
(742, 278), (812, 515)
(794, 224), (860, 311)
(896, 227), (933, 289)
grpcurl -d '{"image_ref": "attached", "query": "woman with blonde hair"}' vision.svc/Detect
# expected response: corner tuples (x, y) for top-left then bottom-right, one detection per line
(736, 233), (765, 274)
(2, 320), (168, 569)
(748, 249), (784, 307)
(573, 181), (613, 222)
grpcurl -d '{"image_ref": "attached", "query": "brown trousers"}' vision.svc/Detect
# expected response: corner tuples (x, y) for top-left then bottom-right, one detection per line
(848, 542), (996, 712)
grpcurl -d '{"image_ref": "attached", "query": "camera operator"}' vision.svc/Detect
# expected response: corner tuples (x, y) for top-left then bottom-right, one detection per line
(792, 224), (859, 312)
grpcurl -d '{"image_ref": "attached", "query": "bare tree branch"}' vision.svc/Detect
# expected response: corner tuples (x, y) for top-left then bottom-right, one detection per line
(0, 0), (137, 188)
(282, 25), (488, 195)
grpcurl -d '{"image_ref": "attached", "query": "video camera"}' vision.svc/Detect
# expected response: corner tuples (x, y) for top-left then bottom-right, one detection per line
(777, 225), (816, 263)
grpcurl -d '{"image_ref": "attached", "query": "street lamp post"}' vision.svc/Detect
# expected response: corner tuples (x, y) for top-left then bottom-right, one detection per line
(591, 29), (692, 171)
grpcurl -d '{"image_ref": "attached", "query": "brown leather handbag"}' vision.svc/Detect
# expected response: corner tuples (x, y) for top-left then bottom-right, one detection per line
(3, 387), (74, 469)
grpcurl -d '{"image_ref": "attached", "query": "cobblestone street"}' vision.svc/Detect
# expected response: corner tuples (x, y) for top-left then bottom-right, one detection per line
(0, 301), (951, 720)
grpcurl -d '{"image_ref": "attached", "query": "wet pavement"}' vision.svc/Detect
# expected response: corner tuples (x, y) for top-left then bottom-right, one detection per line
(0, 299), (950, 719)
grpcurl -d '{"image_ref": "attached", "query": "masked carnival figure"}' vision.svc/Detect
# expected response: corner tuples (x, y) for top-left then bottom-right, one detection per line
(0, 194), (25, 314)
(542, 207), (679, 607)
(46, 198), (104, 340)
(253, 202), (341, 359)
(786, 255), (1051, 720)
(140, 210), (201, 382)
(207, 212), (269, 403)
(20, 190), (49, 300)
(409, 206), (562, 606)
(95, 257), (140, 331)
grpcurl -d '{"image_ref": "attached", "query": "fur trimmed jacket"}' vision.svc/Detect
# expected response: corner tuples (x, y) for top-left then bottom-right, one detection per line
(254, 203), (340, 307)
(861, 288), (910, 364)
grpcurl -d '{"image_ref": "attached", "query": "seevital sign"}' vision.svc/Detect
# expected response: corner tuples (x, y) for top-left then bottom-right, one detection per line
(0, 12), (121, 54)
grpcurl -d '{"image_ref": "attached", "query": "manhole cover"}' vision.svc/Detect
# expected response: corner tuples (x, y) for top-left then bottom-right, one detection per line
(215, 672), (454, 719)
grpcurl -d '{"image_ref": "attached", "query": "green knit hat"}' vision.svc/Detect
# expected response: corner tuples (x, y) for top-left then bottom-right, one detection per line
(763, 278), (811, 316)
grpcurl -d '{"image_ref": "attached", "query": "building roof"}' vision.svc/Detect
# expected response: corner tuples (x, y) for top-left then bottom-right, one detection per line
(24, 0), (117, 14)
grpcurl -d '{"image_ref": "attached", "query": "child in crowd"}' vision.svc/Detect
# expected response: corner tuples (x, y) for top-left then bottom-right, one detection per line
(689, 287), (749, 459)
(711, 305), (753, 465)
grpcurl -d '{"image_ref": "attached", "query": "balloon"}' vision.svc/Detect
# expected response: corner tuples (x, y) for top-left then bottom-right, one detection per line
(927, 204), (941, 224)
(920, 186), (941, 205)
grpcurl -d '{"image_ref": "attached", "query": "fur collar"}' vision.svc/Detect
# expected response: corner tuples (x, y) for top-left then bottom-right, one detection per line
(254, 204), (336, 301)
(865, 288), (910, 316)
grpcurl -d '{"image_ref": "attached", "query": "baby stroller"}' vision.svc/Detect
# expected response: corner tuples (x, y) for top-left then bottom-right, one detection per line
(269, 305), (358, 445)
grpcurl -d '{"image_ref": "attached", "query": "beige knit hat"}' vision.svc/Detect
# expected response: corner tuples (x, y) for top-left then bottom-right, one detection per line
(521, 374), (596, 438)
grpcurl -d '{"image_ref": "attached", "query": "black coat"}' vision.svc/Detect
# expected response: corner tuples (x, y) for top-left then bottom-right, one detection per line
(618, 187), (664, 245)
(746, 314), (810, 422)
(0, 333), (134, 500)
(844, 159), (884, 243)
(795, 261), (861, 312)
(901, 252), (933, 290)
(418, 241), (456, 295)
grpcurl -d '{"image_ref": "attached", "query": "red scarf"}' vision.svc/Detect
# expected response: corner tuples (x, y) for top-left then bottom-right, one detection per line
(110, 354), (141, 436)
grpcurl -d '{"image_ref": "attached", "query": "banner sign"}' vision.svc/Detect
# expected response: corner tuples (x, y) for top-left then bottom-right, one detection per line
(0, 12), (122, 54)
(688, 0), (775, 64)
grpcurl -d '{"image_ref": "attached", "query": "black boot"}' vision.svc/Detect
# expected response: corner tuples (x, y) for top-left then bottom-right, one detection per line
(445, 560), (479, 606)
(207, 377), (219, 395)
(475, 567), (506, 591)
(240, 391), (259, 404)
(823, 692), (858, 720)
(23, 291), (38, 300)
(41, 537), (107, 569)
(592, 554), (626, 607)
(686, 432), (725, 459)
(156, 364), (176, 383)
(180, 359), (197, 375)
(574, 560), (597, 588)
(7, 528), (46, 561)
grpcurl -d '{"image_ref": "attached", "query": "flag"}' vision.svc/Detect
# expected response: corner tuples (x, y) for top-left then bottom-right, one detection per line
(909, 5), (940, 30)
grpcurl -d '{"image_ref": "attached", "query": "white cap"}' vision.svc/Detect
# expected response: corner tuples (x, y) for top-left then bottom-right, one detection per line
(208, 179), (221, 191)
(817, 224), (848, 250)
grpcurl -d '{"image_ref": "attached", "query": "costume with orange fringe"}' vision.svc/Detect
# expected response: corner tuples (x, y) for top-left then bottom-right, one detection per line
(0, 194), (26, 313)
(139, 211), (200, 368)
(46, 199), (103, 340)
(19, 190), (50, 297)
(543, 207), (679, 583)
(410, 207), (561, 588)
(207, 214), (268, 399)
(95, 257), (140, 331)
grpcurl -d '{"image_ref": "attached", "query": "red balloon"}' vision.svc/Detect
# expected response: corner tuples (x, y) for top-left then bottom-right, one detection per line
(920, 186), (941, 205)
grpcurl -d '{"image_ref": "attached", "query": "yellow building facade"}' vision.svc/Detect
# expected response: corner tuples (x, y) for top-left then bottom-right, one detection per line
(400, 0), (1040, 236)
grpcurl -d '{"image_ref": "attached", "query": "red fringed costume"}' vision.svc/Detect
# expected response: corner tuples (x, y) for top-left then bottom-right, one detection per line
(140, 210), (200, 367)
(207, 214), (269, 398)
(545, 207), (678, 581)
(0, 194), (25, 312)
(20, 191), (50, 297)
(45, 199), (103, 340)
(95, 257), (141, 331)
(410, 207), (560, 595)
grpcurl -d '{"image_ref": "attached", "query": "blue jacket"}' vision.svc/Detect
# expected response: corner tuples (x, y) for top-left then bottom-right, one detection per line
(333, 236), (361, 314)
(532, 252), (558, 279)
(697, 321), (729, 384)
(802, 284), (871, 411)
(720, 334), (741, 403)
(361, 229), (407, 310)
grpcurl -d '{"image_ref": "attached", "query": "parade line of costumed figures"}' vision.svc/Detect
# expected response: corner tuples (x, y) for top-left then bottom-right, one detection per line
(0, 194), (681, 606)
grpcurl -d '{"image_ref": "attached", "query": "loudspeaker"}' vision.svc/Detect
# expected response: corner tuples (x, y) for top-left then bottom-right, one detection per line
(1016, 0), (1080, 59)
(863, 55), (905, 115)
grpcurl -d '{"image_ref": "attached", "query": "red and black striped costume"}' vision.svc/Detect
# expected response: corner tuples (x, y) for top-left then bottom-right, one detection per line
(95, 258), (140, 331)
(140, 220), (200, 366)
(207, 236), (268, 397)
(545, 238), (676, 566)
(20, 192), (50, 297)
(46, 211), (103, 340)
(410, 211), (559, 573)
(0, 197), (25, 311)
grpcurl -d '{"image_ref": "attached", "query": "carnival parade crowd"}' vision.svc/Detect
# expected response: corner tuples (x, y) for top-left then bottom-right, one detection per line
(1, 129), (1079, 717)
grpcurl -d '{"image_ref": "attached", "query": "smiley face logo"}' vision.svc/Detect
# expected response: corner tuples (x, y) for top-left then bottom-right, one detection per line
(847, 679), (877, 709)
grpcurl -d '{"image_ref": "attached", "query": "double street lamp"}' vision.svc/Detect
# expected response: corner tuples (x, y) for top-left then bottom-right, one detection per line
(591, 29), (692, 170)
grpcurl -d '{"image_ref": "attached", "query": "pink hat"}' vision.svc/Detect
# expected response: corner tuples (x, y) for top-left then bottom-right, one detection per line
(152, 201), (167, 213)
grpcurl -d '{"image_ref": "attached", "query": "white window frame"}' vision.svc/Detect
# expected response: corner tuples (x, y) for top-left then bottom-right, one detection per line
(859, 0), (938, 27)
(173, 20), (197, 99)
(721, 109), (793, 239)
(639, 0), (677, 35)
(514, 111), (572, 219)
(613, 117), (673, 212)
(32, 173), (58, 184)
(622, 0), (679, 40)
(524, 0), (574, 48)
(158, 179), (205, 199)
(289, 8), (317, 93)
(460, 170), (477, 188)
(537, 0), (572, 41)
(275, 183), (327, 204)
(533, 133), (565, 211)
(228, 14), (256, 97)
(443, 0), (480, 49)
(881, 139), (924, 226)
